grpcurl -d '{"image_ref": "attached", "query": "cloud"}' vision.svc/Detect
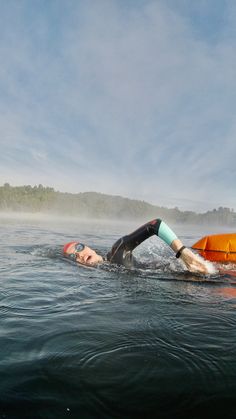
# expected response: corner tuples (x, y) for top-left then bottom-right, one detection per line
(0, 0), (235, 211)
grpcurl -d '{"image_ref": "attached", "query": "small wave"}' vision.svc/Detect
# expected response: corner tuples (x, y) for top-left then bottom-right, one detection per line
(36, 320), (235, 418)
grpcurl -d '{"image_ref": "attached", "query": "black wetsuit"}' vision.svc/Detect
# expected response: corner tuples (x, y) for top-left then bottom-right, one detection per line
(106, 219), (162, 268)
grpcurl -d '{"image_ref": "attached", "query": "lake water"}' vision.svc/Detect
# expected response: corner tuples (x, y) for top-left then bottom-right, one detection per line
(0, 215), (236, 419)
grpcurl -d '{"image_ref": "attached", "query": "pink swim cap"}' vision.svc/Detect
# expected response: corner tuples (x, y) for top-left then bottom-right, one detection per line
(63, 241), (77, 254)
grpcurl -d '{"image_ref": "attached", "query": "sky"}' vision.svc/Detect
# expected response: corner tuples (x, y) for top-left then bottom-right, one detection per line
(0, 0), (235, 212)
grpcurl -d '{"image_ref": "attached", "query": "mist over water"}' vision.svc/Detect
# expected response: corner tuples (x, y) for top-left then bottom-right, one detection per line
(1, 215), (236, 419)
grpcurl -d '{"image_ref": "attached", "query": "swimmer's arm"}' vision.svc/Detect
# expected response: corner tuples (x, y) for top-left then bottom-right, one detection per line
(107, 219), (159, 263)
(156, 221), (214, 274)
(109, 218), (214, 274)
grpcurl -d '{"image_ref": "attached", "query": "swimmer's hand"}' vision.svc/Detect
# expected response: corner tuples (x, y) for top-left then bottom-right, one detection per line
(180, 247), (217, 275)
(170, 239), (217, 275)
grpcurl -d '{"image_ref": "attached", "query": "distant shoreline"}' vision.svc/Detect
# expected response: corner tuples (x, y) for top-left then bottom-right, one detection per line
(0, 183), (235, 226)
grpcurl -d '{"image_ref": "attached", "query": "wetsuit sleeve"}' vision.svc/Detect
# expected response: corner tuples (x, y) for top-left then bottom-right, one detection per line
(107, 218), (177, 267)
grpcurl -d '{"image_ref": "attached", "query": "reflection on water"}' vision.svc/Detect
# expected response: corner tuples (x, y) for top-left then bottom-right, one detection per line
(0, 216), (236, 418)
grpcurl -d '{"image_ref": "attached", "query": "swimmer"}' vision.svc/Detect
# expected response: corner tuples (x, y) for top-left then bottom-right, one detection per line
(63, 218), (215, 275)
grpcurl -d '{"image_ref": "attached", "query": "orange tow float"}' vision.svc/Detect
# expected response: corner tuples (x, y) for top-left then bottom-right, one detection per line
(192, 233), (236, 263)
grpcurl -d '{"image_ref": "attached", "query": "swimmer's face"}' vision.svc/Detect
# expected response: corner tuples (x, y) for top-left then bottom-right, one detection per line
(64, 242), (103, 265)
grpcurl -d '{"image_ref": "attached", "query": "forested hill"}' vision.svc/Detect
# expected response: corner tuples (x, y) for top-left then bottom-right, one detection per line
(0, 183), (235, 225)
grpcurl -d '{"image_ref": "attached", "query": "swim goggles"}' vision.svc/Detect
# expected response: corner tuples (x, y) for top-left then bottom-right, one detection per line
(69, 243), (85, 260)
(74, 243), (85, 253)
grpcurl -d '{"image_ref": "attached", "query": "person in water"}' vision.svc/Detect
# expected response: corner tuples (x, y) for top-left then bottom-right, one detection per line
(63, 218), (214, 274)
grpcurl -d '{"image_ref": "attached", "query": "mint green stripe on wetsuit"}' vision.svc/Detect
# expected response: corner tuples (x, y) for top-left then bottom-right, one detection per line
(156, 220), (177, 246)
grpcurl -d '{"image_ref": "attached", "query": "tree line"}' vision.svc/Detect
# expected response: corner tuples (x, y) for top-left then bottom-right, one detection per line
(0, 183), (235, 225)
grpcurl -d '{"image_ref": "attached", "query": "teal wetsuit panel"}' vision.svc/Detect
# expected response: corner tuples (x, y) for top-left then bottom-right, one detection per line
(157, 221), (177, 246)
